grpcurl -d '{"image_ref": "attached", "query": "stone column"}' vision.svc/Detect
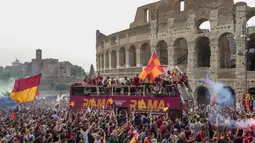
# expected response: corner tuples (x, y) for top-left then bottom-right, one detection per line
(150, 41), (156, 54)
(125, 48), (129, 68)
(210, 41), (220, 79)
(168, 47), (174, 67)
(136, 48), (141, 67)
(109, 52), (112, 69)
(98, 55), (101, 71)
(101, 55), (104, 70)
(103, 53), (107, 70)
(187, 42), (196, 79)
(235, 38), (246, 78)
(116, 51), (120, 68)
(96, 55), (99, 71)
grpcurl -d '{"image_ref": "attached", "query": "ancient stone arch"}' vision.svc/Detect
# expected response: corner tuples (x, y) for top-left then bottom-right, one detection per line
(218, 33), (236, 68)
(247, 33), (255, 71)
(195, 36), (211, 67)
(223, 86), (236, 106)
(195, 86), (211, 106)
(247, 7), (255, 24)
(248, 88), (255, 97)
(173, 38), (188, 67)
(129, 46), (136, 67)
(140, 43), (151, 66)
(156, 40), (168, 65)
(196, 18), (211, 33)
(111, 50), (117, 68)
(119, 47), (126, 67)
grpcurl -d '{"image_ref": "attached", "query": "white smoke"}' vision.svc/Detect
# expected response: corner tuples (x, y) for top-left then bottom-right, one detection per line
(235, 118), (255, 129)
(0, 78), (15, 96)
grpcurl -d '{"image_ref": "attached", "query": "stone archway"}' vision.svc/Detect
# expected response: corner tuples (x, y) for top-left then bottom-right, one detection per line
(140, 43), (151, 66)
(111, 50), (117, 68)
(248, 88), (255, 99)
(173, 38), (188, 67)
(156, 40), (168, 65)
(196, 18), (211, 33)
(247, 33), (255, 71)
(119, 47), (126, 67)
(223, 86), (236, 107)
(247, 15), (255, 27)
(195, 37), (211, 67)
(196, 86), (211, 106)
(129, 46), (136, 67)
(218, 33), (236, 68)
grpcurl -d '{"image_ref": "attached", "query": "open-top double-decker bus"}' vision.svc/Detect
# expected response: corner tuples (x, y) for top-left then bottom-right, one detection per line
(69, 83), (192, 118)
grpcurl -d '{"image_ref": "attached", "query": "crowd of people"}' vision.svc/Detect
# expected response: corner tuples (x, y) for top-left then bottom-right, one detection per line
(0, 95), (255, 143)
(2, 69), (255, 143)
(72, 70), (191, 96)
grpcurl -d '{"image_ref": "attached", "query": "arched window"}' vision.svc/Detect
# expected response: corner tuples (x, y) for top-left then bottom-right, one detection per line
(140, 43), (151, 66)
(174, 38), (188, 67)
(218, 33), (236, 68)
(196, 19), (211, 33)
(195, 86), (211, 106)
(129, 46), (136, 67)
(111, 50), (117, 68)
(196, 37), (211, 67)
(119, 47), (126, 67)
(156, 40), (168, 65)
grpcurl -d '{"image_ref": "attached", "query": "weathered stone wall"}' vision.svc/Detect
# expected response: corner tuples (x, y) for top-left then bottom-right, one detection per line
(95, 0), (255, 103)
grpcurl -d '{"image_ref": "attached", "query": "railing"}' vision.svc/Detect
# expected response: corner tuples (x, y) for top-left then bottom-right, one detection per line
(71, 85), (180, 97)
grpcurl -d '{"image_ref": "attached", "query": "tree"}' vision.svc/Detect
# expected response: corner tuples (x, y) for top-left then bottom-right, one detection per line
(89, 64), (95, 77)
(55, 84), (69, 92)
(0, 72), (11, 82)
(1, 91), (10, 96)
(71, 66), (86, 77)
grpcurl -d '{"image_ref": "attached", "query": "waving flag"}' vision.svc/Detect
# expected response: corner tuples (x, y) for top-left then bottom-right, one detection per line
(139, 52), (164, 83)
(11, 111), (16, 120)
(11, 74), (42, 104)
(130, 132), (139, 143)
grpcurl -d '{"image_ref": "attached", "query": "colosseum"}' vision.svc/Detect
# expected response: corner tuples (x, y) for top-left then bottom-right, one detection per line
(96, 0), (255, 105)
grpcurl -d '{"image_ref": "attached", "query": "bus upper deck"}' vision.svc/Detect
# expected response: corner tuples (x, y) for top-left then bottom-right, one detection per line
(69, 84), (191, 113)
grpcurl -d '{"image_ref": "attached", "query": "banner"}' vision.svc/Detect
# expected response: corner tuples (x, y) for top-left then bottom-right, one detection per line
(70, 95), (181, 112)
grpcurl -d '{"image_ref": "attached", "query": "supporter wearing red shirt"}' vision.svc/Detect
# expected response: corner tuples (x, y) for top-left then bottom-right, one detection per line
(156, 116), (164, 127)
(160, 121), (169, 141)
(133, 74), (140, 86)
(96, 73), (103, 85)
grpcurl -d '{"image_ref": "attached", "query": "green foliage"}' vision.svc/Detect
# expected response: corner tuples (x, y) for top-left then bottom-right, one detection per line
(0, 72), (11, 82)
(89, 64), (95, 77)
(71, 66), (86, 77)
(1, 91), (10, 96)
(55, 84), (69, 91)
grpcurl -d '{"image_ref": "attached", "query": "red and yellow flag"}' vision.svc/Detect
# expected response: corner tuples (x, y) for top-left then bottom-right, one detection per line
(130, 132), (139, 143)
(139, 52), (164, 82)
(11, 74), (42, 104)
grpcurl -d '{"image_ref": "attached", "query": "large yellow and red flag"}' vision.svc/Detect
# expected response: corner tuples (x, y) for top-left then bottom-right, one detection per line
(139, 52), (164, 82)
(11, 74), (42, 104)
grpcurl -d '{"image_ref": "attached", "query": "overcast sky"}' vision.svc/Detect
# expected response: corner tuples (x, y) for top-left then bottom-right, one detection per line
(0, 0), (254, 71)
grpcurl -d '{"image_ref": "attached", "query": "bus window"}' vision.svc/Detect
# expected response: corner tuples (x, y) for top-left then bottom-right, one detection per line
(71, 86), (85, 96)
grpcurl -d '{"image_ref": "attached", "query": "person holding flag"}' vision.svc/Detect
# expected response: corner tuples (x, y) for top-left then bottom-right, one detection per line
(139, 52), (164, 94)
